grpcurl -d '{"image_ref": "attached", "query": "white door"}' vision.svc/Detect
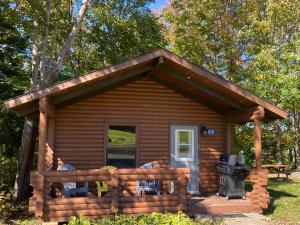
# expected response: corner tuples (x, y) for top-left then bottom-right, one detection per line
(170, 125), (200, 194)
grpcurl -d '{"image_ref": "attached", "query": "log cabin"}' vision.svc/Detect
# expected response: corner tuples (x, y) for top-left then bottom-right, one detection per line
(4, 49), (287, 222)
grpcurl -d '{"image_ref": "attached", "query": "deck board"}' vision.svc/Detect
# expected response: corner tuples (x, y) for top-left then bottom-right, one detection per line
(188, 195), (253, 215)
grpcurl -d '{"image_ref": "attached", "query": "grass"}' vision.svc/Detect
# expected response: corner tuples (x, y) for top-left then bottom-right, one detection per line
(264, 178), (300, 224)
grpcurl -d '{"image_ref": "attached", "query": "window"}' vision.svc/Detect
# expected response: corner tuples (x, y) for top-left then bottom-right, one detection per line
(175, 129), (194, 161)
(106, 125), (137, 168)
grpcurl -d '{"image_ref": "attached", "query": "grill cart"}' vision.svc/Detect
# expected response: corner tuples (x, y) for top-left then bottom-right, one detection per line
(217, 154), (246, 200)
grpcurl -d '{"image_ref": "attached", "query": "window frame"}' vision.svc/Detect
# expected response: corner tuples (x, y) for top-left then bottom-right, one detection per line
(104, 120), (139, 168)
(174, 129), (194, 161)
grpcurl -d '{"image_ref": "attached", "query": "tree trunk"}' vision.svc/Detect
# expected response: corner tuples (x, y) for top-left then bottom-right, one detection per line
(294, 110), (300, 168)
(274, 119), (283, 163)
(14, 119), (37, 201)
(14, 0), (91, 201)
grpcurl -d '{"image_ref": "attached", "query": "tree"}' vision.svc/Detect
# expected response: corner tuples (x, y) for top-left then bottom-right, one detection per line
(13, 0), (166, 201)
(0, 0), (29, 192)
(163, 0), (300, 168)
(64, 0), (166, 75)
(14, 0), (92, 201)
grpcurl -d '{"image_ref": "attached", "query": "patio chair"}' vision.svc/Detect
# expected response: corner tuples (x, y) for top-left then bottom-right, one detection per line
(57, 163), (88, 197)
(136, 163), (161, 196)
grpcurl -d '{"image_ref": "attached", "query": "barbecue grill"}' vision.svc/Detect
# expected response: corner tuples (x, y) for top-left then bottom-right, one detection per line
(217, 154), (246, 200)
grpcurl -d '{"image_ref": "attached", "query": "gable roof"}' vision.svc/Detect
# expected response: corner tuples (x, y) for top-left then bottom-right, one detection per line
(4, 49), (287, 121)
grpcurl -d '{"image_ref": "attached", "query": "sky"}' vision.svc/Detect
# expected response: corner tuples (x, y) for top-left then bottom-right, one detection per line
(148, 0), (169, 13)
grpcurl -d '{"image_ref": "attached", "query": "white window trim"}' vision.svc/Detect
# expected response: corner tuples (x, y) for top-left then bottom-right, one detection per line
(175, 129), (194, 161)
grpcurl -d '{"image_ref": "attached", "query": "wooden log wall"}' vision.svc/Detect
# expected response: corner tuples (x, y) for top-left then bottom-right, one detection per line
(29, 168), (190, 222)
(246, 169), (270, 213)
(54, 77), (227, 193)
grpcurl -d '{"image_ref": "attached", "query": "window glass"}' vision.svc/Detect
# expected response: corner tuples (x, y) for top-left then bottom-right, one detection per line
(106, 125), (137, 168)
(106, 147), (136, 168)
(177, 130), (192, 144)
(175, 130), (193, 160)
(108, 126), (136, 145)
(177, 145), (193, 158)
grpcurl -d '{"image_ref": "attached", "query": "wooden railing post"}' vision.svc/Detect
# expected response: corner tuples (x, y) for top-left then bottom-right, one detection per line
(246, 169), (269, 213)
(110, 169), (119, 214)
(177, 172), (187, 211)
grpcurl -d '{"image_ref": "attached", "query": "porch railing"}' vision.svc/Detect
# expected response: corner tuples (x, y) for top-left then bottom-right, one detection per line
(29, 168), (190, 222)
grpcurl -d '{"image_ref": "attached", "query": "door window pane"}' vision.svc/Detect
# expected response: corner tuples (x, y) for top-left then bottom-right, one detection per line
(177, 130), (193, 144)
(177, 145), (193, 158)
(175, 129), (194, 160)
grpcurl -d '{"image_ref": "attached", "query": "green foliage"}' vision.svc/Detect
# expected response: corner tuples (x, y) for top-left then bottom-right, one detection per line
(64, 0), (166, 76)
(164, 0), (300, 168)
(0, 0), (29, 193)
(69, 214), (91, 225)
(86, 212), (221, 225)
(0, 157), (17, 192)
(0, 191), (31, 224)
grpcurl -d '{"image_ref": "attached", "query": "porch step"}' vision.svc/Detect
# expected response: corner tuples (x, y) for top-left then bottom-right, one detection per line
(188, 195), (254, 215)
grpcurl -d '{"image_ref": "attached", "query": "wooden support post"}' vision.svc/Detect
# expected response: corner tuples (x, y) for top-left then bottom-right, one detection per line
(251, 106), (265, 170)
(38, 97), (48, 173)
(253, 119), (262, 170)
(36, 97), (54, 219)
(177, 172), (187, 211)
(45, 116), (55, 170)
(110, 170), (119, 213)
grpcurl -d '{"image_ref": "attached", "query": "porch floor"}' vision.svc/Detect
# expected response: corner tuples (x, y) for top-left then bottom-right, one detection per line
(188, 195), (254, 216)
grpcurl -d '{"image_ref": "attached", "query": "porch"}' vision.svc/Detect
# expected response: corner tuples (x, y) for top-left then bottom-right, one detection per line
(29, 167), (268, 222)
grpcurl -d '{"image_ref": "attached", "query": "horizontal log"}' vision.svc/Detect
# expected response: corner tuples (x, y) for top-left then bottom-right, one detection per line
(45, 175), (111, 183)
(119, 174), (184, 181)
(47, 208), (112, 217)
(45, 203), (111, 211)
(117, 168), (189, 175)
(46, 196), (111, 205)
(119, 195), (179, 203)
(119, 206), (178, 214)
(119, 201), (179, 208)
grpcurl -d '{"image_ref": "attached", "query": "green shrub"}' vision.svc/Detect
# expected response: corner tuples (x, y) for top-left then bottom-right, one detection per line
(0, 156), (17, 193)
(69, 214), (90, 225)
(86, 212), (220, 225)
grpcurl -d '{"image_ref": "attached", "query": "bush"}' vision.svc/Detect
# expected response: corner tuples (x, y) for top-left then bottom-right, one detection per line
(0, 156), (17, 193)
(68, 212), (222, 225)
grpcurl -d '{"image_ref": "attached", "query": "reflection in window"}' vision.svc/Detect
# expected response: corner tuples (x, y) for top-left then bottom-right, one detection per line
(108, 126), (136, 145)
(175, 130), (193, 160)
(106, 125), (137, 168)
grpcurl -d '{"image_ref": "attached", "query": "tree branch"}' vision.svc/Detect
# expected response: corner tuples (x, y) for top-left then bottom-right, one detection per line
(43, 0), (91, 86)
(30, 2), (39, 91)
(40, 0), (51, 82)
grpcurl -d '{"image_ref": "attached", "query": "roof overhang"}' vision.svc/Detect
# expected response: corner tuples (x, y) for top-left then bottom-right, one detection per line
(4, 49), (288, 122)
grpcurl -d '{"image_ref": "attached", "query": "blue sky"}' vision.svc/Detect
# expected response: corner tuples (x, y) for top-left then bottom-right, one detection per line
(148, 0), (169, 12)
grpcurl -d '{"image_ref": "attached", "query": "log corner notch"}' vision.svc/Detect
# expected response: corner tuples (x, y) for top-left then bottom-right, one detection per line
(35, 97), (55, 219)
